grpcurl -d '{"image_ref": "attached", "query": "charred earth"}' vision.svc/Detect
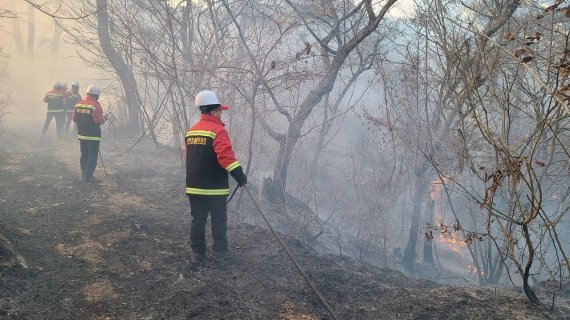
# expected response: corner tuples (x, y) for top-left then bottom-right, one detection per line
(1, 133), (569, 319)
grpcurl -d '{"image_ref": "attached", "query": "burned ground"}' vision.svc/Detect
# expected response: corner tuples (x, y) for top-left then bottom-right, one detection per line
(0, 134), (569, 319)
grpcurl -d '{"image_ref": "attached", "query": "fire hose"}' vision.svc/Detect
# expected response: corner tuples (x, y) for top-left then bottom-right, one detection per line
(226, 185), (239, 204)
(98, 150), (108, 176)
(243, 185), (341, 320)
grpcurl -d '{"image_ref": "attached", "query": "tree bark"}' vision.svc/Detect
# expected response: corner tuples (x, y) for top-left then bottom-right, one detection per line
(423, 199), (435, 264)
(95, 0), (140, 133)
(522, 224), (540, 304)
(403, 164), (429, 273)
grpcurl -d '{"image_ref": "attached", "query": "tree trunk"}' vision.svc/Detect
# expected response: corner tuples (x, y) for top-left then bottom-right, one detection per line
(423, 199), (435, 264)
(96, 0), (141, 134)
(403, 164), (429, 273)
(270, 70), (338, 197)
(10, 0), (24, 55)
(26, 4), (34, 60)
(522, 224), (540, 304)
(51, 22), (62, 60)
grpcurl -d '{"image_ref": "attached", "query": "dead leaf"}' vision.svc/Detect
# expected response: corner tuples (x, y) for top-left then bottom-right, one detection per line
(521, 56), (535, 63)
(545, 4), (558, 12)
(304, 42), (311, 55)
(453, 220), (462, 231)
(505, 32), (515, 41)
(514, 49), (526, 57)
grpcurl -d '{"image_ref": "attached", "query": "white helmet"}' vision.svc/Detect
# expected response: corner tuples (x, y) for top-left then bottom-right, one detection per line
(53, 80), (62, 88)
(71, 81), (79, 87)
(87, 85), (101, 95)
(194, 90), (219, 107)
(61, 82), (67, 89)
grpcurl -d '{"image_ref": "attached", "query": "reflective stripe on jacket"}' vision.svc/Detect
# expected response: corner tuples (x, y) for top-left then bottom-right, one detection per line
(43, 89), (66, 112)
(72, 96), (104, 141)
(65, 91), (82, 112)
(185, 114), (241, 196)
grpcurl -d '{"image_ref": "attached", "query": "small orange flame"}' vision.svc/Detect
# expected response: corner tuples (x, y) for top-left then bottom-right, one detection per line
(439, 233), (467, 248)
(468, 265), (484, 276)
(438, 233), (481, 276)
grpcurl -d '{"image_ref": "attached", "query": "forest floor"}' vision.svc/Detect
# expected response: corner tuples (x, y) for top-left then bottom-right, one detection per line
(0, 131), (569, 320)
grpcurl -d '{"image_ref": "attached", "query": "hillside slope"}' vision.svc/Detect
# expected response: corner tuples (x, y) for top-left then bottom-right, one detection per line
(0, 133), (568, 319)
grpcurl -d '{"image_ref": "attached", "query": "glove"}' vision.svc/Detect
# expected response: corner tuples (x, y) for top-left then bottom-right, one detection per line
(230, 166), (247, 187)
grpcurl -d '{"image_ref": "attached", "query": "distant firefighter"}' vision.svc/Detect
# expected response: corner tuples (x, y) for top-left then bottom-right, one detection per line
(64, 81), (82, 136)
(41, 81), (66, 139)
(72, 85), (105, 183)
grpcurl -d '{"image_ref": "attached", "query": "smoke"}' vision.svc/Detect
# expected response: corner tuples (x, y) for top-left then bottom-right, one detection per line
(0, 3), (104, 138)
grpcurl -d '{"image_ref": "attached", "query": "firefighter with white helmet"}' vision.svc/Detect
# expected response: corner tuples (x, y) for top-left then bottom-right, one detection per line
(64, 81), (82, 136)
(72, 84), (105, 183)
(41, 80), (67, 139)
(185, 90), (247, 264)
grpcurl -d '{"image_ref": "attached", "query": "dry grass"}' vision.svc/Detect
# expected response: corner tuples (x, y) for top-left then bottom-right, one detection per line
(279, 302), (317, 320)
(82, 280), (118, 302)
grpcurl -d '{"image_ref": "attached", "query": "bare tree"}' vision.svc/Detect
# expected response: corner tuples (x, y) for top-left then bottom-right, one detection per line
(215, 0), (399, 204)
(393, 0), (569, 304)
(94, 0), (141, 133)
(390, 0), (521, 275)
(263, 0), (398, 200)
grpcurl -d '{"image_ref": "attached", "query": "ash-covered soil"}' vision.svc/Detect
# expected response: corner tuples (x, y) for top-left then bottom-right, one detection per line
(0, 133), (569, 320)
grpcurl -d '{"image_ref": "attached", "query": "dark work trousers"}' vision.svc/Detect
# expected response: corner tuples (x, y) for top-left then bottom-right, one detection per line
(41, 112), (65, 138)
(79, 140), (100, 178)
(189, 195), (228, 253)
(64, 111), (74, 133)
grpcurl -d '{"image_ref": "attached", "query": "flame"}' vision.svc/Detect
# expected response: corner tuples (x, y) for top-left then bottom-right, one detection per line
(438, 232), (482, 276)
(468, 265), (484, 276)
(438, 233), (467, 253)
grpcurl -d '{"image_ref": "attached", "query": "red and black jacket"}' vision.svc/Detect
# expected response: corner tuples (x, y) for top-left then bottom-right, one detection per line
(64, 90), (82, 113)
(72, 96), (105, 141)
(43, 89), (66, 113)
(185, 114), (242, 196)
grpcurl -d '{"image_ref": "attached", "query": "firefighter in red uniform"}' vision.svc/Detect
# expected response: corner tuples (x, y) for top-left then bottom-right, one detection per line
(64, 81), (82, 136)
(186, 90), (247, 264)
(41, 81), (67, 138)
(72, 85), (105, 183)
